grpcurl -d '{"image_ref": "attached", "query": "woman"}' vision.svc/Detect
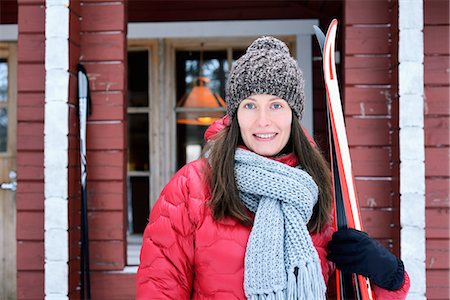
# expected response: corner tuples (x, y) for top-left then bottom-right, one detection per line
(136, 36), (410, 299)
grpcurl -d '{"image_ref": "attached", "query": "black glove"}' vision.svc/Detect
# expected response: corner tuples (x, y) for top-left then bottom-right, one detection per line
(327, 228), (405, 291)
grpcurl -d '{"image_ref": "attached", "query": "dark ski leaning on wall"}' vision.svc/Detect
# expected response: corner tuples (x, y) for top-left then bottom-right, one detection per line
(313, 19), (375, 300)
(77, 64), (92, 300)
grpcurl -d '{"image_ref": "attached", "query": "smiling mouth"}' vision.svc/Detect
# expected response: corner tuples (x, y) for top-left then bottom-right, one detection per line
(254, 133), (277, 139)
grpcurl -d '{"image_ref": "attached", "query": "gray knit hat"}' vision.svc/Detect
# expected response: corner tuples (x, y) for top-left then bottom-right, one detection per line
(225, 36), (305, 120)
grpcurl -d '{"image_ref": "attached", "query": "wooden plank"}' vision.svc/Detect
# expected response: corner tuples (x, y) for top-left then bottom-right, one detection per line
(16, 152), (44, 181)
(87, 180), (126, 210)
(425, 86), (450, 116)
(17, 5), (45, 33)
(350, 147), (391, 177)
(17, 92), (44, 108)
(426, 270), (450, 300)
(89, 241), (125, 270)
(16, 106), (44, 122)
(128, 1), (342, 23)
(90, 92), (125, 121)
(355, 179), (393, 208)
(88, 211), (124, 240)
(345, 87), (390, 116)
(16, 241), (43, 271)
(344, 0), (391, 25)
(360, 209), (398, 239)
(0, 0), (18, 24)
(345, 26), (390, 54)
(17, 122), (44, 151)
(426, 239), (449, 270)
(16, 271), (44, 300)
(425, 147), (450, 177)
(424, 0), (450, 25)
(69, 10), (81, 45)
(86, 150), (125, 180)
(346, 118), (390, 146)
(86, 122), (126, 150)
(426, 178), (450, 208)
(426, 208), (450, 239)
(16, 181), (44, 210)
(80, 3), (125, 32)
(68, 42), (80, 76)
(425, 56), (450, 85)
(17, 64), (45, 92)
(17, 34), (45, 63)
(16, 211), (43, 241)
(425, 117), (449, 146)
(80, 33), (125, 62)
(344, 56), (391, 85)
(68, 259), (80, 296)
(80, 62), (125, 92)
(91, 271), (136, 300)
(425, 25), (450, 55)
(16, 164), (44, 181)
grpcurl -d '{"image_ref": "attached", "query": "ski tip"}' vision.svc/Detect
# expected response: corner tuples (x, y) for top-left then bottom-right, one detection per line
(313, 25), (326, 53)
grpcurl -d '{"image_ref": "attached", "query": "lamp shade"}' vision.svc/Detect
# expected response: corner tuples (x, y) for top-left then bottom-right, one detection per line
(176, 77), (226, 125)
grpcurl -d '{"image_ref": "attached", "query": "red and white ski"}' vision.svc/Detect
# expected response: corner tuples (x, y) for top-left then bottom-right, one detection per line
(314, 19), (375, 300)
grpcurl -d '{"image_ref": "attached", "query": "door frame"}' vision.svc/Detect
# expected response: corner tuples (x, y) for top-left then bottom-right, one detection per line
(128, 19), (318, 198)
(0, 42), (17, 300)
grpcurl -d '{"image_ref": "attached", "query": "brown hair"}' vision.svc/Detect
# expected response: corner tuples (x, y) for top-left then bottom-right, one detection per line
(204, 114), (332, 233)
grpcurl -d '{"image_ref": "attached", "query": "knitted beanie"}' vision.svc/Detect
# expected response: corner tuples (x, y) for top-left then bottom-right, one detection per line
(225, 36), (305, 120)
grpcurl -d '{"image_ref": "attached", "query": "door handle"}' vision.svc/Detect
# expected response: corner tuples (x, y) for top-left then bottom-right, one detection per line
(0, 181), (16, 191)
(1, 170), (17, 191)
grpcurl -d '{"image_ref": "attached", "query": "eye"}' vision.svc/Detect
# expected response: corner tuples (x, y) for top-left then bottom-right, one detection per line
(243, 103), (256, 109)
(271, 103), (283, 109)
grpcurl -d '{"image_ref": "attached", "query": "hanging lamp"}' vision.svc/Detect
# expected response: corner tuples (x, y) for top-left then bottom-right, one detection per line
(176, 76), (226, 125)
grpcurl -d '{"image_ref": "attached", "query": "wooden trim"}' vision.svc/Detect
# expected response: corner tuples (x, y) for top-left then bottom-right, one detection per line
(44, 3), (70, 299)
(398, 1), (426, 299)
(0, 41), (17, 300)
(128, 20), (318, 39)
(0, 43), (17, 157)
(0, 25), (18, 42)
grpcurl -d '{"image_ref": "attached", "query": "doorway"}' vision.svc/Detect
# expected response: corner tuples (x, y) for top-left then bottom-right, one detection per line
(0, 43), (17, 300)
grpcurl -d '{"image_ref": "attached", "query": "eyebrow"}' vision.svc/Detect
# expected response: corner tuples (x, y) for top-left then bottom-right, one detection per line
(246, 96), (281, 101)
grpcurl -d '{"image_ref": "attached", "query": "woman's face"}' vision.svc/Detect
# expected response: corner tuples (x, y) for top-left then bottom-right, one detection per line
(237, 94), (292, 157)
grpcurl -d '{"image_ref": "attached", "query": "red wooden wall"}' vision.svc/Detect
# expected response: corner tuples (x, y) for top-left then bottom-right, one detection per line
(13, 0), (449, 298)
(68, 0), (81, 297)
(344, 0), (400, 252)
(16, 0), (45, 298)
(78, 0), (132, 299)
(424, 0), (449, 299)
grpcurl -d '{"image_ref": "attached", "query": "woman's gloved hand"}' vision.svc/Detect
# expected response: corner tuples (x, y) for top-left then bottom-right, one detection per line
(327, 228), (405, 291)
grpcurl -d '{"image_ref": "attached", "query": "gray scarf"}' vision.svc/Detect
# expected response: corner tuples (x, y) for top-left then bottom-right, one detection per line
(234, 148), (326, 300)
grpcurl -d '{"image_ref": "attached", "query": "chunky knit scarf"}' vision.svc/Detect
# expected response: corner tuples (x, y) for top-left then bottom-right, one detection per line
(234, 149), (326, 300)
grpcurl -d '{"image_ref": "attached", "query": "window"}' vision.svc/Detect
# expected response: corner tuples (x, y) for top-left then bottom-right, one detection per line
(174, 48), (245, 169)
(127, 50), (150, 235)
(0, 58), (9, 152)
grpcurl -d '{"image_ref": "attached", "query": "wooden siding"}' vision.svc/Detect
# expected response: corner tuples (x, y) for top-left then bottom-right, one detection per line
(16, 0), (45, 298)
(68, 0), (81, 296)
(77, 0), (128, 298)
(344, 0), (401, 254)
(424, 0), (450, 299)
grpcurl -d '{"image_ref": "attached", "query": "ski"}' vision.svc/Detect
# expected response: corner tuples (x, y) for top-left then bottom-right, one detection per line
(313, 20), (374, 300)
(77, 64), (92, 300)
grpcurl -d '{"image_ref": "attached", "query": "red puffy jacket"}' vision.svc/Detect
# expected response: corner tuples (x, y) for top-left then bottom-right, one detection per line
(136, 118), (410, 299)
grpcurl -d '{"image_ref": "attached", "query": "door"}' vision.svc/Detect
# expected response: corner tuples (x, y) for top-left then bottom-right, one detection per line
(0, 43), (17, 300)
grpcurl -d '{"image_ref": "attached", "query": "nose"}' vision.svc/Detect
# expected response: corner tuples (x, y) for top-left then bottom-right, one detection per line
(257, 108), (271, 127)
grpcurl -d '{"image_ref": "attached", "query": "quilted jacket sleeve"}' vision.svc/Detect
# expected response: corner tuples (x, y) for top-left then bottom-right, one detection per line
(311, 222), (335, 283)
(372, 271), (410, 299)
(136, 165), (196, 299)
